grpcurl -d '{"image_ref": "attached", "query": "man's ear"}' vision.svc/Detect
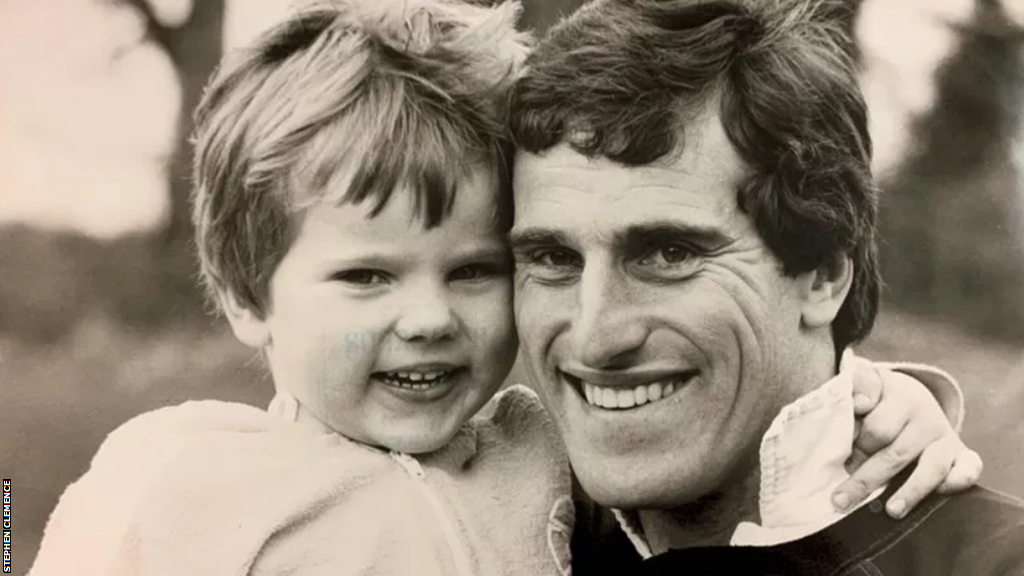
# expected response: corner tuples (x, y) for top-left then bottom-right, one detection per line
(800, 253), (854, 329)
(220, 290), (271, 348)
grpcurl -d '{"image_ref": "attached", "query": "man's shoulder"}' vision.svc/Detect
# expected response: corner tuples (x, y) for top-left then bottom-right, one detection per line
(903, 485), (1024, 545)
(866, 485), (1024, 575)
(936, 484), (1024, 522)
(921, 486), (1024, 559)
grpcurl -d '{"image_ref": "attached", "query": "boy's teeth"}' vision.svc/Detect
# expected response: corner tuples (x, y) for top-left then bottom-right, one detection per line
(380, 369), (453, 389)
(582, 380), (681, 409)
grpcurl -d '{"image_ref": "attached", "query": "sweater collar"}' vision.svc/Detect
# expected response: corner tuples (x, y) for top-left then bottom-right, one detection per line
(267, 388), (480, 470)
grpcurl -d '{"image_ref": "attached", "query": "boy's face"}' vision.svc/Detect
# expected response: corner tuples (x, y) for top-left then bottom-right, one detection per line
(232, 165), (518, 454)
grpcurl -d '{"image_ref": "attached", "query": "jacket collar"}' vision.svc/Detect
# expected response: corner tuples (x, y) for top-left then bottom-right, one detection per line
(615, 350), (885, 556)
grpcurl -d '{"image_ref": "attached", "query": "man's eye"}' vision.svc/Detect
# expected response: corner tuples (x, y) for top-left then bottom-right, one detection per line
(333, 269), (389, 286)
(532, 249), (580, 268)
(638, 244), (695, 267)
(517, 248), (582, 284)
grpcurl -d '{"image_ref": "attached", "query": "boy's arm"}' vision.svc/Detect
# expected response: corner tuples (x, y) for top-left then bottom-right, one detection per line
(29, 401), (288, 576)
(832, 356), (982, 519)
(28, 424), (168, 576)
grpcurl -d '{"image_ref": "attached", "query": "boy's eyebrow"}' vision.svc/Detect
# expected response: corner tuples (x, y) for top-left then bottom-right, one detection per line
(319, 242), (510, 270)
(451, 243), (511, 262)
(319, 252), (404, 269)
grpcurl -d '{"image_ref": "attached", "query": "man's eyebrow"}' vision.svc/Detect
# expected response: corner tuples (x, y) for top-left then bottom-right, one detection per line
(616, 221), (731, 249)
(507, 227), (571, 250)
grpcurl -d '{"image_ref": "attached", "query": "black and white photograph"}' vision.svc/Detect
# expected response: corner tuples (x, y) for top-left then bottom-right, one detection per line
(1, 0), (1023, 574)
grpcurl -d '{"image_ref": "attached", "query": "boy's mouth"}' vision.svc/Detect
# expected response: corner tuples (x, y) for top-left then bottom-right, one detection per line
(375, 367), (463, 391)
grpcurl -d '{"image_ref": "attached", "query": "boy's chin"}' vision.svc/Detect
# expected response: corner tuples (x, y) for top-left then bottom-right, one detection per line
(385, 434), (452, 453)
(380, 432), (456, 456)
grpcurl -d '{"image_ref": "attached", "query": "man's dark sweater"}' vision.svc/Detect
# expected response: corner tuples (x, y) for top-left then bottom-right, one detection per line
(572, 477), (1024, 575)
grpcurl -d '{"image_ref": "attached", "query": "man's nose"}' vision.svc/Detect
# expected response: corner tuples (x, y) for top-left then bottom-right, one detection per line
(570, 263), (647, 369)
(394, 283), (458, 342)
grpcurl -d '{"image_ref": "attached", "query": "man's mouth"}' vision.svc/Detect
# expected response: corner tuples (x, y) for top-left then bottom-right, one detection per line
(563, 370), (699, 410)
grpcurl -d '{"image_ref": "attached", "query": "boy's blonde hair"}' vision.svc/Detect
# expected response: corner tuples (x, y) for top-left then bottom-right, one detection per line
(191, 0), (530, 317)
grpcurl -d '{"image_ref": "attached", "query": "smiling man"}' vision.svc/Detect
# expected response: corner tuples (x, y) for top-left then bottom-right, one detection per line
(508, 0), (1024, 573)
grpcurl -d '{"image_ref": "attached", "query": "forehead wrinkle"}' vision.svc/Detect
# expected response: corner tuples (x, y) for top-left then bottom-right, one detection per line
(516, 150), (744, 202)
(517, 156), (693, 188)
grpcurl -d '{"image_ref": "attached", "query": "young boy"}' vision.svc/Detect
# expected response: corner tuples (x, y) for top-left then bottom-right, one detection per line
(28, 1), (978, 575)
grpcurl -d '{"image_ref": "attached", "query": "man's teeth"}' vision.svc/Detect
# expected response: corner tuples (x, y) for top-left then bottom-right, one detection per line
(583, 380), (679, 409)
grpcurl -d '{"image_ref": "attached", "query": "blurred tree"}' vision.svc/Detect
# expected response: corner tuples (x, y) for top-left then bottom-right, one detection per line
(80, 0), (227, 335)
(875, 5), (1024, 341)
(144, 0), (226, 326)
(0, 0), (222, 342)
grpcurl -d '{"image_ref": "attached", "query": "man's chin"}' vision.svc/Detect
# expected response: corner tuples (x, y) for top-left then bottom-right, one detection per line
(576, 468), (711, 511)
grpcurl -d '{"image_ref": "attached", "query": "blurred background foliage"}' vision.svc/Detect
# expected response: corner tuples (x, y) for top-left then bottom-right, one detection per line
(0, 1), (1022, 573)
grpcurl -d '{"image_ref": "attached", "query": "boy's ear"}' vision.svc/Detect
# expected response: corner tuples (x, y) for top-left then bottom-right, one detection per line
(220, 290), (271, 348)
(800, 252), (854, 329)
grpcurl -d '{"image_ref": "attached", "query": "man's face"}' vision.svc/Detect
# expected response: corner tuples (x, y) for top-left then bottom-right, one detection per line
(511, 110), (814, 509)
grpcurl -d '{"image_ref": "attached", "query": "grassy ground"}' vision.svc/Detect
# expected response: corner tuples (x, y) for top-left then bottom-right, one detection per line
(2, 306), (1021, 575)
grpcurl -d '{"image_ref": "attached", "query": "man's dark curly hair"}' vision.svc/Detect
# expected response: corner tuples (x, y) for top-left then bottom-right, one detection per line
(510, 0), (880, 351)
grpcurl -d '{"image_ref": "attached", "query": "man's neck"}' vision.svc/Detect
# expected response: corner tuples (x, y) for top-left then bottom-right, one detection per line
(638, 461), (761, 553)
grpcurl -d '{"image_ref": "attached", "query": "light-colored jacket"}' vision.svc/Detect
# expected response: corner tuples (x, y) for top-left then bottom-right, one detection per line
(28, 385), (575, 576)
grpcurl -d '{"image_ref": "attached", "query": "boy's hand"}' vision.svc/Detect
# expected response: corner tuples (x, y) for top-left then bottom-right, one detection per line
(831, 364), (983, 518)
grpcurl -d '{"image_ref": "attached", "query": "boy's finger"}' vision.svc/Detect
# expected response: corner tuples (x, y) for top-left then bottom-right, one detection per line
(851, 361), (884, 415)
(884, 436), (959, 518)
(937, 447), (983, 494)
(855, 398), (910, 456)
(845, 446), (869, 475)
(833, 425), (915, 512)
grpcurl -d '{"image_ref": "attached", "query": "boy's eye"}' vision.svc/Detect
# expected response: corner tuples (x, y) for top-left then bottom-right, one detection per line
(332, 269), (389, 286)
(450, 262), (505, 282)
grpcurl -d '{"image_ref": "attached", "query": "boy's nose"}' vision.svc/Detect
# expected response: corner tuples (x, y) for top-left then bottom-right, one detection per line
(394, 297), (458, 342)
